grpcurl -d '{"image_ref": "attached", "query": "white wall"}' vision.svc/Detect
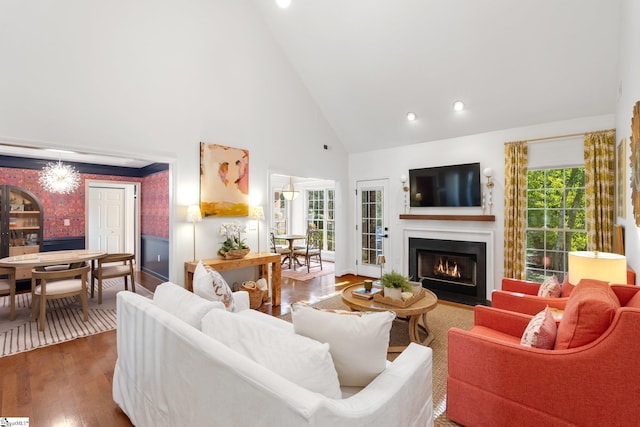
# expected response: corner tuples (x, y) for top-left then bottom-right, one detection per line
(615, 0), (640, 280)
(0, 0), (349, 285)
(348, 114), (615, 299)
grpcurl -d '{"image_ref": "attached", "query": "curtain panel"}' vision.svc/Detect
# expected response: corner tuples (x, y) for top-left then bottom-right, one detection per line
(503, 141), (528, 280)
(584, 130), (616, 252)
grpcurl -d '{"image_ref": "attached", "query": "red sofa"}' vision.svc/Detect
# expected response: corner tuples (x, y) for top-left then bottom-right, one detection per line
(447, 283), (640, 426)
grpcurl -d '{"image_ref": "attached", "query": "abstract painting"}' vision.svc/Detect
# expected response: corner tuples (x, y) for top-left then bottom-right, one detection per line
(200, 142), (249, 217)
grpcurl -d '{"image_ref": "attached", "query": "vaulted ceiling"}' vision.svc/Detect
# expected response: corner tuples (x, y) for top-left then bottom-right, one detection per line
(251, 0), (622, 153)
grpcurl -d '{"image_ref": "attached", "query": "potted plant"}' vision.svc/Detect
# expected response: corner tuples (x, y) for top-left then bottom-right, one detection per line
(218, 222), (250, 259)
(380, 270), (413, 300)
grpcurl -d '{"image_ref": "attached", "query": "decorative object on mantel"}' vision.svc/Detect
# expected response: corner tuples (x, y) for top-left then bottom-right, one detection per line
(400, 174), (409, 214)
(200, 142), (249, 217)
(187, 205), (202, 262)
(218, 222), (250, 259)
(38, 159), (81, 194)
(483, 167), (494, 215)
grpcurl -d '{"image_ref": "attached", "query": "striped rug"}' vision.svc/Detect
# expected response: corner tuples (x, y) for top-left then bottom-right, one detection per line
(0, 278), (153, 357)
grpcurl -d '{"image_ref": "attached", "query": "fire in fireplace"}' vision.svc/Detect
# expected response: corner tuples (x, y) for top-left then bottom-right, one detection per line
(409, 237), (487, 305)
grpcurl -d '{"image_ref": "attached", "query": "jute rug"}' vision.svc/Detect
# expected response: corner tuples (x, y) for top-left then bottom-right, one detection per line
(280, 294), (474, 426)
(0, 278), (153, 357)
(281, 261), (335, 281)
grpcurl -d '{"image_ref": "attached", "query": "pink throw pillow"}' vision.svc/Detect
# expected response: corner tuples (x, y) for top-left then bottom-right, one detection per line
(521, 306), (557, 349)
(538, 275), (561, 298)
(555, 279), (620, 349)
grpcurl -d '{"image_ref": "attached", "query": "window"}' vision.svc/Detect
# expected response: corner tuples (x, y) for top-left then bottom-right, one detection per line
(272, 191), (287, 235)
(525, 167), (586, 282)
(305, 189), (335, 252)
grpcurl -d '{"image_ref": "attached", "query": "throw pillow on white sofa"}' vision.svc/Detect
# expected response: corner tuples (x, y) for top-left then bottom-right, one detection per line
(193, 260), (235, 311)
(201, 308), (342, 399)
(291, 302), (395, 387)
(154, 282), (223, 329)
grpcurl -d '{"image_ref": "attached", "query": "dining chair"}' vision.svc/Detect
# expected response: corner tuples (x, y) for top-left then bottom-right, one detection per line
(269, 232), (292, 266)
(0, 267), (17, 320)
(91, 253), (136, 304)
(293, 229), (323, 273)
(31, 264), (90, 331)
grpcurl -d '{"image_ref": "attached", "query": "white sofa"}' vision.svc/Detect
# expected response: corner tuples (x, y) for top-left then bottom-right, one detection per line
(112, 283), (434, 427)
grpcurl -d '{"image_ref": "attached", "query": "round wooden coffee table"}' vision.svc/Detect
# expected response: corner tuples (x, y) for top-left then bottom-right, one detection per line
(341, 283), (438, 352)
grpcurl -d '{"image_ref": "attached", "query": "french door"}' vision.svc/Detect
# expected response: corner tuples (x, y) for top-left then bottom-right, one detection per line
(356, 179), (389, 278)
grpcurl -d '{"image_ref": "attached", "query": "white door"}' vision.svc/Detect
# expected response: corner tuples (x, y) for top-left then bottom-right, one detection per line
(87, 182), (137, 255)
(356, 179), (390, 278)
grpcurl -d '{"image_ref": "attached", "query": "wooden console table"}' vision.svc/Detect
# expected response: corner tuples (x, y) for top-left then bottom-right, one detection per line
(184, 252), (282, 306)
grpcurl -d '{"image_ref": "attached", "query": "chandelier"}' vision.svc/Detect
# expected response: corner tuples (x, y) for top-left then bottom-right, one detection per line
(281, 177), (299, 201)
(38, 160), (81, 194)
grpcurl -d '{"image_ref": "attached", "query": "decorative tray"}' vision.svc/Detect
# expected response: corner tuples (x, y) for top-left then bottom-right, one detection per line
(373, 287), (426, 308)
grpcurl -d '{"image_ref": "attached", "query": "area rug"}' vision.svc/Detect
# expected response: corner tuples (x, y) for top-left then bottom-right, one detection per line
(0, 278), (153, 357)
(280, 294), (473, 426)
(281, 261), (334, 281)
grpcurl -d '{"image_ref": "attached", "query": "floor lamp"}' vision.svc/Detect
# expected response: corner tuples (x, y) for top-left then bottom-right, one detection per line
(187, 205), (202, 262)
(250, 206), (265, 254)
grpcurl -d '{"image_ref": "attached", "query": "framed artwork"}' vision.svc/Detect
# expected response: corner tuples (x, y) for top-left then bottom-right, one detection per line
(616, 137), (626, 218)
(200, 142), (249, 217)
(630, 101), (640, 225)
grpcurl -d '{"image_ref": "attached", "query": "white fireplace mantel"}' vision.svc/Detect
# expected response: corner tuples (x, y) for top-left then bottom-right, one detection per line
(402, 227), (495, 301)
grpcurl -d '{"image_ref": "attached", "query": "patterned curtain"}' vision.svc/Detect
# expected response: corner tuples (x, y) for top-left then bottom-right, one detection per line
(503, 141), (528, 279)
(584, 130), (616, 252)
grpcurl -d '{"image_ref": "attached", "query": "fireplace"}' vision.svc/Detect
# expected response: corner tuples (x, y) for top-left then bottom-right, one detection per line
(408, 237), (488, 305)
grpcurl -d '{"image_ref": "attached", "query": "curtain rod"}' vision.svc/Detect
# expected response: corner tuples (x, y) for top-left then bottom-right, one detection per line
(505, 128), (615, 145)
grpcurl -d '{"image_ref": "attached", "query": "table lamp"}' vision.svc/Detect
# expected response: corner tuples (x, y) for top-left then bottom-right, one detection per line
(249, 206), (265, 253)
(187, 205), (202, 261)
(377, 254), (386, 278)
(568, 251), (627, 285)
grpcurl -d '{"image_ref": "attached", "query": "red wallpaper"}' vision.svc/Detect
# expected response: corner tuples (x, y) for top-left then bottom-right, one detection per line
(141, 171), (170, 238)
(0, 167), (169, 239)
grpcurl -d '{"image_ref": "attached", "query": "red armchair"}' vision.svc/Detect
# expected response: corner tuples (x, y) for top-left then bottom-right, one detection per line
(491, 277), (574, 315)
(447, 284), (640, 426)
(492, 267), (636, 316)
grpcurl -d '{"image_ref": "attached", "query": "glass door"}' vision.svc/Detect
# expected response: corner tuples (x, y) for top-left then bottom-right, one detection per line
(356, 179), (389, 278)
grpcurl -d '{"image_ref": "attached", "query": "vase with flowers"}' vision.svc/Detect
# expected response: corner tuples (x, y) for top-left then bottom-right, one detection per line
(218, 222), (250, 259)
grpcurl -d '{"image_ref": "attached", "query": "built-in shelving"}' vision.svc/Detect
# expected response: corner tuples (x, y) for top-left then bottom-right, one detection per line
(399, 214), (495, 222)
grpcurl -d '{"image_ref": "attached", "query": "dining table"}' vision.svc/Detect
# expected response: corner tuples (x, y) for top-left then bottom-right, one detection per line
(274, 234), (306, 270)
(0, 249), (108, 279)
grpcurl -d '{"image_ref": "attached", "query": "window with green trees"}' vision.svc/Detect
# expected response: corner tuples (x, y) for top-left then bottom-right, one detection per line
(525, 167), (587, 282)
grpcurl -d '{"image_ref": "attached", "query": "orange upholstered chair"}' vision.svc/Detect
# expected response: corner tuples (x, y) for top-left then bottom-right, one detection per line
(491, 267), (636, 316)
(447, 281), (640, 426)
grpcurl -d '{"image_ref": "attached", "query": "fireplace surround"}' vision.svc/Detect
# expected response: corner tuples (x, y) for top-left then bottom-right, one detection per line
(408, 237), (488, 305)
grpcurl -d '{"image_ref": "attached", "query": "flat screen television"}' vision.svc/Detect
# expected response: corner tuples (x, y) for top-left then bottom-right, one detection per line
(409, 162), (481, 207)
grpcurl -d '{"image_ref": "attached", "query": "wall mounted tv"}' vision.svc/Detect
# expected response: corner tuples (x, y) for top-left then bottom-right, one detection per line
(409, 162), (481, 207)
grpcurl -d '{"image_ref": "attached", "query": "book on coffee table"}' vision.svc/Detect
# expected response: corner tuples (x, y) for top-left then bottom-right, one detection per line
(351, 287), (382, 300)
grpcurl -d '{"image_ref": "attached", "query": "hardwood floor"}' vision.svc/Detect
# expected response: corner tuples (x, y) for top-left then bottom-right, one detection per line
(0, 268), (369, 426)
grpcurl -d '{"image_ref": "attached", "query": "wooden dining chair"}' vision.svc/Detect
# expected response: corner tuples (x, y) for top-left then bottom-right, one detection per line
(293, 229), (323, 273)
(91, 253), (135, 304)
(31, 264), (90, 331)
(0, 267), (17, 320)
(270, 233), (292, 266)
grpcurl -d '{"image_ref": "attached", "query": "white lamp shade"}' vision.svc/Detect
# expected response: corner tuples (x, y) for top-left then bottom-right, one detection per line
(250, 206), (265, 221)
(568, 251), (627, 285)
(186, 205), (202, 222)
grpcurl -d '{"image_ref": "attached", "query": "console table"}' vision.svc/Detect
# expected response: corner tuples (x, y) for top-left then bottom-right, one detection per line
(184, 252), (282, 306)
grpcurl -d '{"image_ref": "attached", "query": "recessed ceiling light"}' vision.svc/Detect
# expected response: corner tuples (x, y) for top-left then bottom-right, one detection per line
(276, 0), (291, 8)
(453, 100), (465, 112)
(407, 112), (417, 121)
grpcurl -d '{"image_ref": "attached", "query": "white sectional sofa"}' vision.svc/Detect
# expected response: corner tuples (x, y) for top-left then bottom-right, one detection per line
(112, 283), (434, 427)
